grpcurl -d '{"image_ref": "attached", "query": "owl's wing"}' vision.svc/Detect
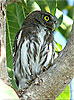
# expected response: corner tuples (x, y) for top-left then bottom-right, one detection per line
(13, 29), (22, 70)
(13, 29), (23, 87)
(13, 27), (34, 69)
(13, 27), (39, 89)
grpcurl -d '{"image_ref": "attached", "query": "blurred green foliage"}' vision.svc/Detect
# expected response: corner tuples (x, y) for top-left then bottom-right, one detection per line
(56, 85), (70, 100)
(6, 0), (73, 99)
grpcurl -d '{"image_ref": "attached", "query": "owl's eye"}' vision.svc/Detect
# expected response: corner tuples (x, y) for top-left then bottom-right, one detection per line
(44, 16), (49, 22)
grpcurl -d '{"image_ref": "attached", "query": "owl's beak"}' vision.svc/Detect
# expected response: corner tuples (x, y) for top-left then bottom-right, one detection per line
(51, 20), (58, 31)
(54, 19), (59, 28)
(46, 18), (58, 31)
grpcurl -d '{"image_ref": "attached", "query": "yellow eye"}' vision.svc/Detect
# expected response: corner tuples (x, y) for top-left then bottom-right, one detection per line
(44, 16), (49, 22)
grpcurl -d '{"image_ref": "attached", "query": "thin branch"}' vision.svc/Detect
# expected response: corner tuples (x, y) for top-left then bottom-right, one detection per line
(0, 1), (10, 85)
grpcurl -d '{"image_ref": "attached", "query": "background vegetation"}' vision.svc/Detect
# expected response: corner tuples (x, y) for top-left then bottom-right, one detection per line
(6, 0), (74, 99)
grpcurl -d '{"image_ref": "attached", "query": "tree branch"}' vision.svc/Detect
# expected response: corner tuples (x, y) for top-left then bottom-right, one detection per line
(0, 1), (10, 85)
(22, 22), (74, 100)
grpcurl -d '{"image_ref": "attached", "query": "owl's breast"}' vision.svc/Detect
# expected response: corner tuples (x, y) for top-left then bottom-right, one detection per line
(21, 27), (53, 77)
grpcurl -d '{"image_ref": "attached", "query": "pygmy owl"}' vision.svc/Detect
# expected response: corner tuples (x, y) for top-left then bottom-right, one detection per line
(13, 10), (58, 89)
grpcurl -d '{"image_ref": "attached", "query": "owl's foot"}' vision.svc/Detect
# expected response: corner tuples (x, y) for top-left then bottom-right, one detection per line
(34, 75), (43, 86)
(42, 62), (54, 72)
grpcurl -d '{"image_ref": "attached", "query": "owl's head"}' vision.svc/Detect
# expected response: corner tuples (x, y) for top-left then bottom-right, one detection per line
(25, 10), (58, 31)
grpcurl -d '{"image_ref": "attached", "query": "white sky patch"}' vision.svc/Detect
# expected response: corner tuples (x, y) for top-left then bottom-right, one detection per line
(54, 31), (67, 49)
(70, 78), (74, 100)
(67, 0), (74, 6)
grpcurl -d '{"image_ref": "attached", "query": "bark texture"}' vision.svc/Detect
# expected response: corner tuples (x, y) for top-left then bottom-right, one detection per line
(0, 0), (10, 85)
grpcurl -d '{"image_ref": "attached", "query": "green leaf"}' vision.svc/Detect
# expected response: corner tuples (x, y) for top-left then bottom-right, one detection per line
(55, 9), (73, 39)
(55, 42), (62, 52)
(34, 0), (56, 15)
(55, 9), (63, 26)
(16, 3), (25, 27)
(45, 0), (56, 16)
(59, 15), (73, 39)
(19, 0), (41, 14)
(56, 85), (70, 100)
(57, 15), (63, 26)
(57, 0), (68, 10)
(34, 0), (47, 11)
(68, 5), (74, 19)
(25, 0), (41, 12)
(6, 2), (26, 89)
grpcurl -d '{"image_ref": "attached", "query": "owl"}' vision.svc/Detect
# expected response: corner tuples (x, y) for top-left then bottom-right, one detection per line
(13, 10), (58, 89)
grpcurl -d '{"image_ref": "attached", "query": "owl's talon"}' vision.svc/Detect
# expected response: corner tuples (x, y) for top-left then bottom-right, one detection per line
(42, 66), (47, 72)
